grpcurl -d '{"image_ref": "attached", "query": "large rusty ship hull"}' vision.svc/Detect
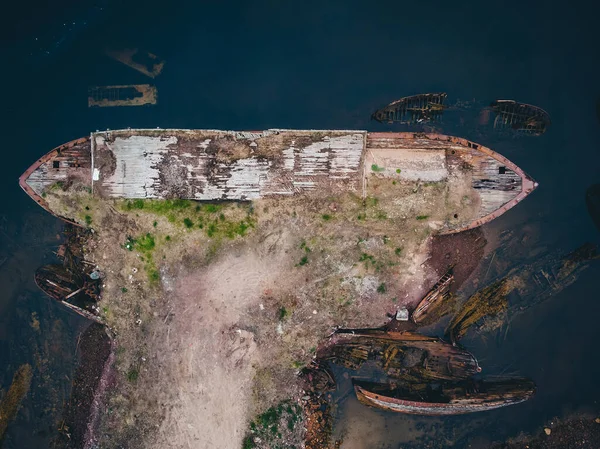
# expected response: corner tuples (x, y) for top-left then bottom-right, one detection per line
(354, 378), (535, 415)
(19, 129), (537, 234)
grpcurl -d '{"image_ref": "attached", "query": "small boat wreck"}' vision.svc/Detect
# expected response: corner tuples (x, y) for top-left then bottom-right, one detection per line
(105, 48), (165, 78)
(489, 100), (550, 135)
(324, 331), (480, 381)
(353, 378), (535, 415)
(35, 264), (100, 321)
(372, 93), (447, 124)
(88, 84), (157, 107)
(34, 225), (101, 321)
(19, 129), (537, 235)
(411, 269), (454, 325)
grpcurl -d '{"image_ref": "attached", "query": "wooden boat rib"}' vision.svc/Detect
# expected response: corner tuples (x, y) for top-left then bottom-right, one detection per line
(411, 269), (454, 324)
(490, 100), (550, 135)
(19, 129), (537, 234)
(354, 378), (535, 415)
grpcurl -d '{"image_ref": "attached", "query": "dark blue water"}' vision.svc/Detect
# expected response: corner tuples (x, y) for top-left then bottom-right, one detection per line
(1, 1), (599, 447)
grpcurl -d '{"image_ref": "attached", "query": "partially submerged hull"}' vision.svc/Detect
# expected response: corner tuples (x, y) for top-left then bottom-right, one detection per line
(19, 129), (537, 234)
(489, 100), (550, 135)
(372, 93), (448, 124)
(35, 264), (100, 322)
(325, 331), (480, 381)
(354, 378), (535, 415)
(88, 85), (157, 107)
(411, 269), (454, 324)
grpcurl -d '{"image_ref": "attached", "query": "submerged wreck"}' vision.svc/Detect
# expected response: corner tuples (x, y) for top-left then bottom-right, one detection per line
(372, 93), (447, 124)
(105, 48), (165, 78)
(325, 330), (480, 381)
(411, 269), (455, 325)
(87, 84), (157, 107)
(489, 100), (551, 135)
(19, 129), (537, 236)
(34, 225), (101, 321)
(353, 378), (535, 415)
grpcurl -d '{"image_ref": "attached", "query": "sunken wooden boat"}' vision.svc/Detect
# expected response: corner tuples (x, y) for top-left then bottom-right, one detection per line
(372, 93), (447, 124)
(490, 100), (550, 135)
(35, 264), (100, 322)
(324, 331), (480, 382)
(19, 129), (537, 234)
(105, 48), (165, 78)
(353, 378), (535, 415)
(88, 84), (157, 107)
(411, 269), (454, 324)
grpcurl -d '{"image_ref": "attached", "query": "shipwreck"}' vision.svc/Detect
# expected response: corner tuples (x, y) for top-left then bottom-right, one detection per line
(324, 330), (481, 382)
(489, 100), (551, 135)
(353, 378), (535, 415)
(87, 84), (157, 107)
(372, 93), (447, 124)
(105, 48), (165, 78)
(19, 129), (537, 236)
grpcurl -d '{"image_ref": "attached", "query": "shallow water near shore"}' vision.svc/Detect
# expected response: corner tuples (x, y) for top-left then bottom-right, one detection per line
(1, 0), (600, 447)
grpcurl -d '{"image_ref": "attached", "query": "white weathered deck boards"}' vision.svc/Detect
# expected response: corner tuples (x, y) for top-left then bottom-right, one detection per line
(92, 130), (366, 200)
(99, 135), (177, 197)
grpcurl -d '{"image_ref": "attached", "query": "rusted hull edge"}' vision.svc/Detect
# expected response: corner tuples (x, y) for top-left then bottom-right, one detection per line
(355, 386), (531, 415)
(18, 136), (90, 227)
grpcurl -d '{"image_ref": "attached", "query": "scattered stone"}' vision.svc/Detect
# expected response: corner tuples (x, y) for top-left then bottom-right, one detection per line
(544, 427), (552, 435)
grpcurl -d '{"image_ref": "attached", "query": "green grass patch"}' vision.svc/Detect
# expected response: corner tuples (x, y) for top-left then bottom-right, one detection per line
(365, 196), (379, 207)
(371, 164), (385, 172)
(278, 307), (288, 321)
(395, 247), (402, 256)
(183, 218), (194, 228)
(321, 214), (332, 221)
(127, 368), (139, 382)
(84, 215), (92, 225)
(300, 240), (312, 253)
(136, 233), (156, 252)
(377, 283), (387, 293)
(416, 215), (429, 220)
(298, 255), (309, 266)
(396, 168), (401, 174)
(121, 287), (128, 293)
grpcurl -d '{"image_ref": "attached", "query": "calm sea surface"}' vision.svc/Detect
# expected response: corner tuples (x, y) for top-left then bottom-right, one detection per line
(1, 1), (599, 447)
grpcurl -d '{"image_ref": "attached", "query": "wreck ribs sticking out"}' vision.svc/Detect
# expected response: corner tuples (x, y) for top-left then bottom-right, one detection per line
(371, 93), (448, 124)
(411, 269), (454, 324)
(353, 378), (535, 415)
(489, 100), (551, 135)
(325, 331), (481, 381)
(19, 129), (537, 234)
